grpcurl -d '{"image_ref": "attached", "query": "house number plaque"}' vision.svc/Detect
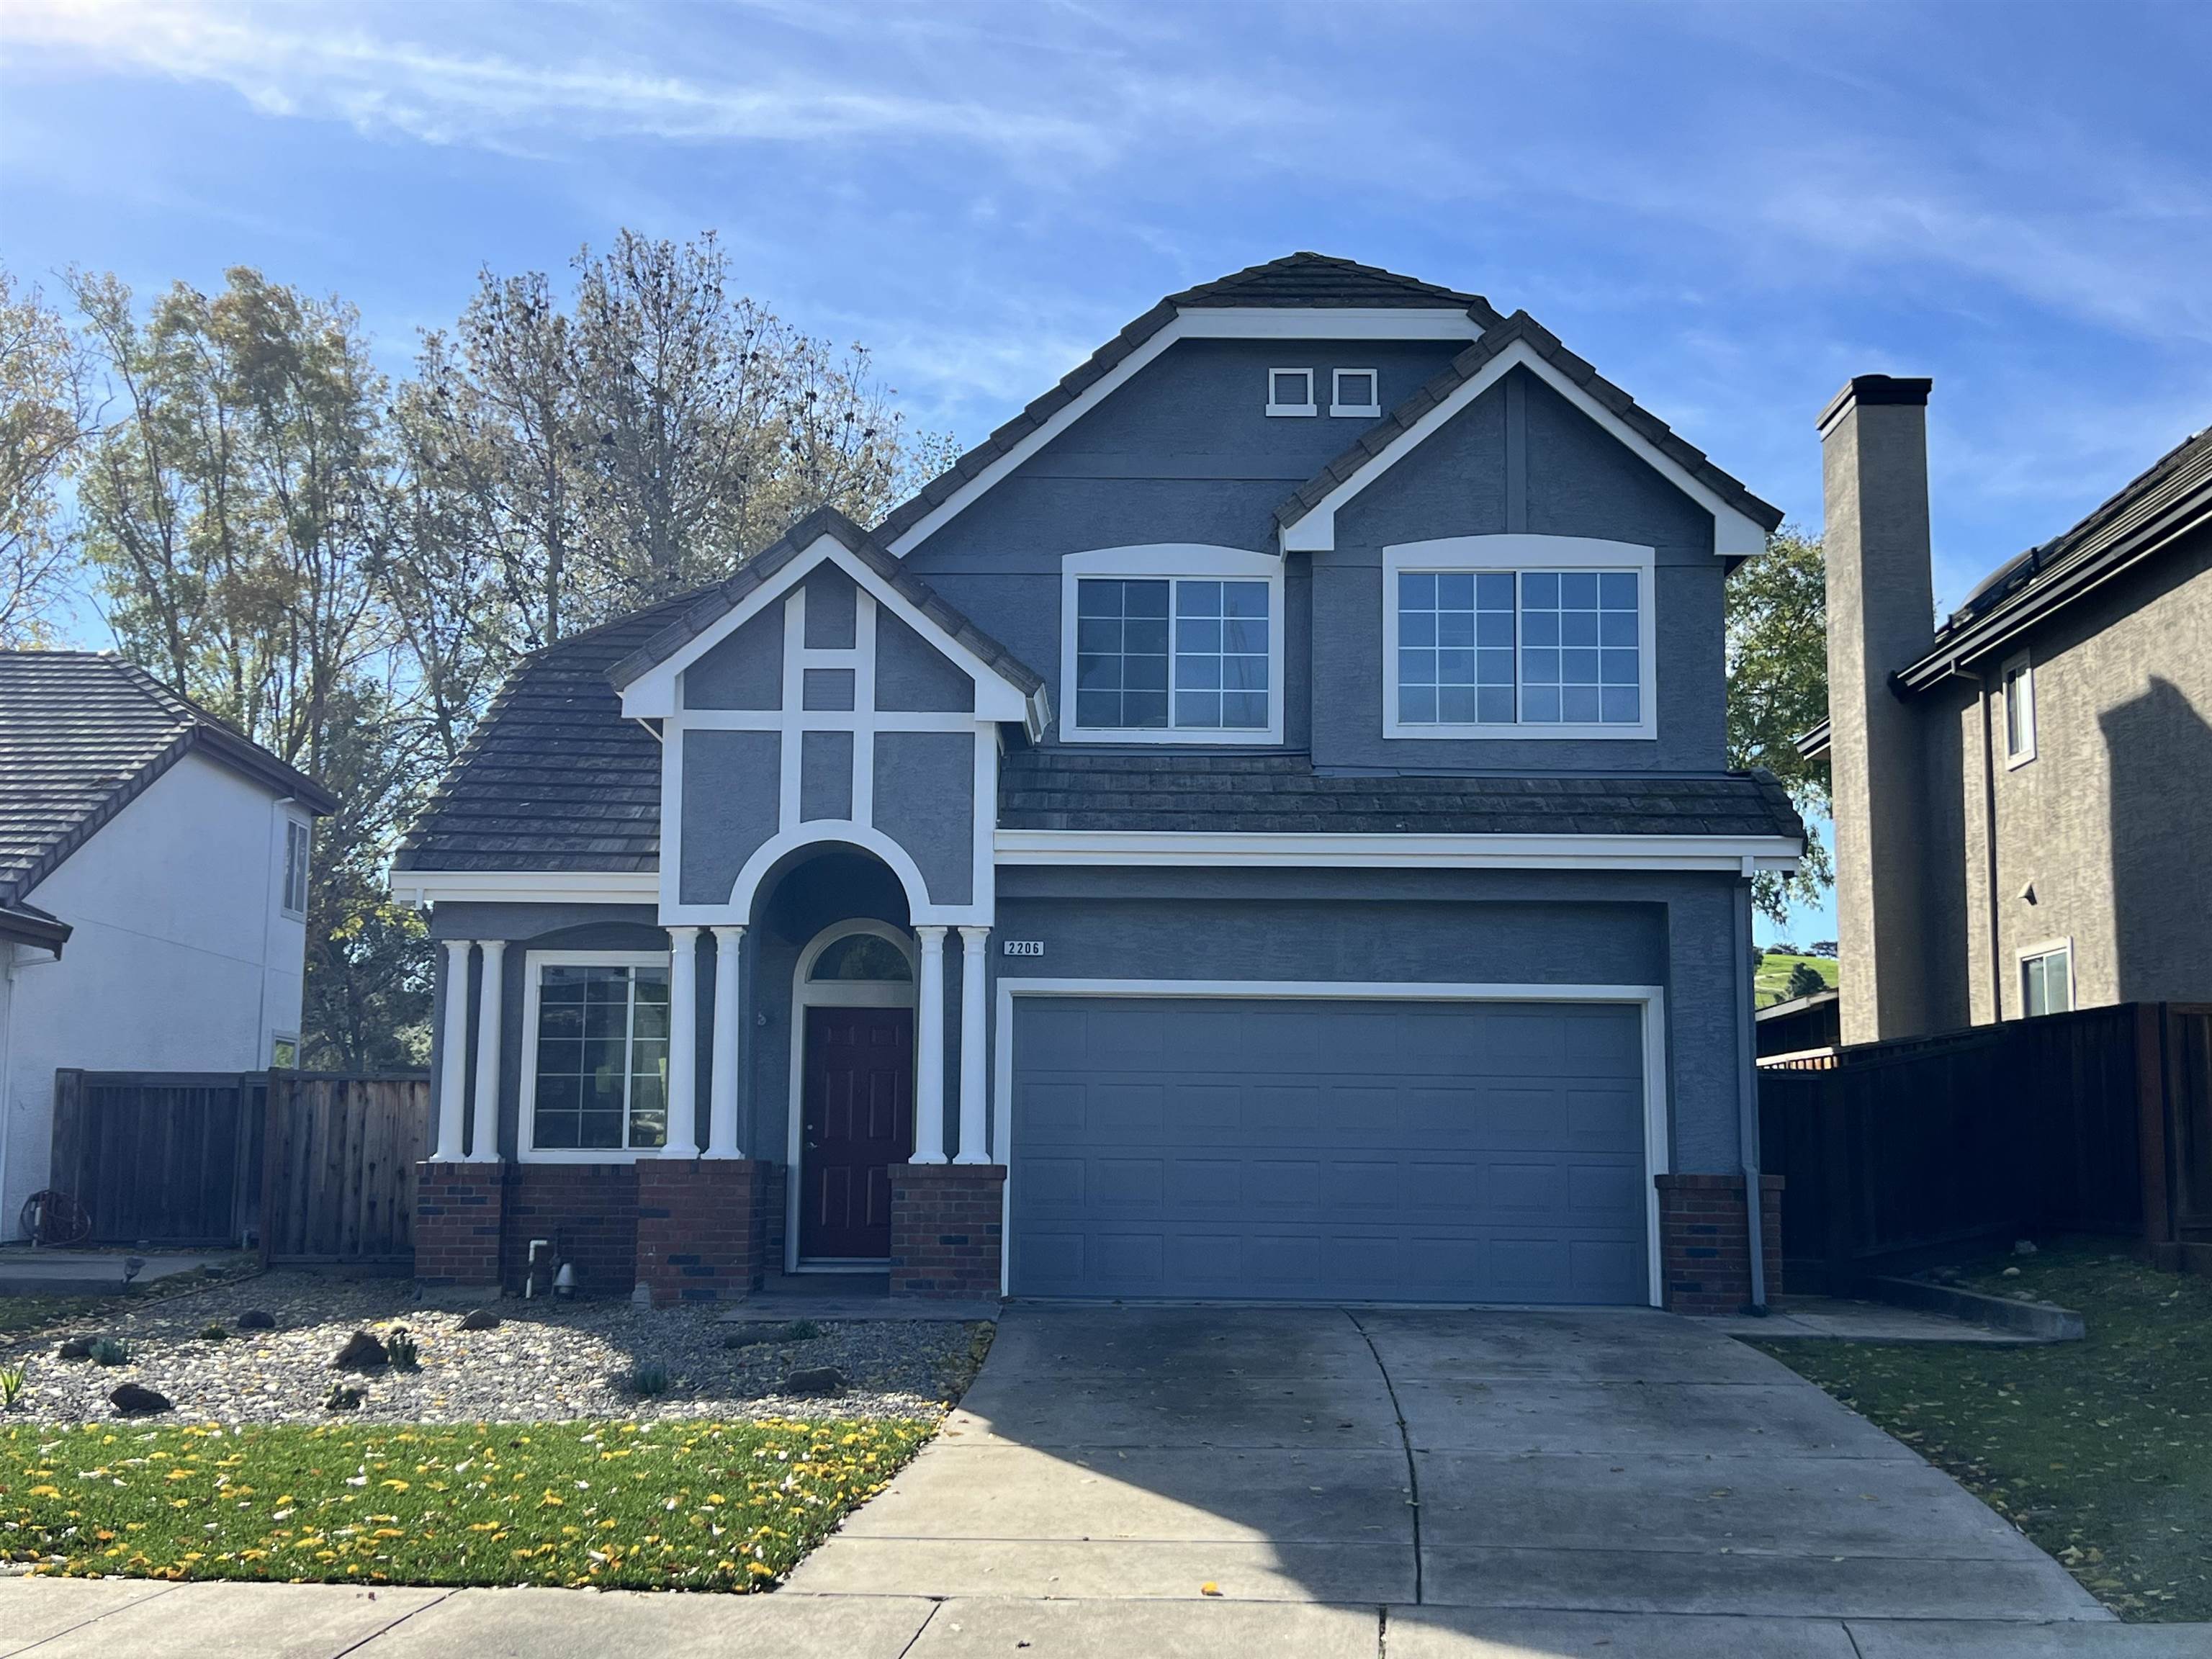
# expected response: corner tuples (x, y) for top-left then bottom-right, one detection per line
(1002, 940), (1045, 957)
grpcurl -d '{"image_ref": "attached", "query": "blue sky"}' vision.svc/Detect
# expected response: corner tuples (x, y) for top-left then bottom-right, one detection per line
(5, 1), (2209, 941)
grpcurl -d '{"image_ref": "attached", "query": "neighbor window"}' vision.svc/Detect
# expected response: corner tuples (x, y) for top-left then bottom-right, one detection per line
(1393, 567), (1644, 729)
(1074, 577), (1272, 733)
(2002, 652), (2036, 765)
(2020, 944), (2072, 1018)
(1331, 368), (1380, 417)
(270, 1034), (299, 1069)
(529, 962), (670, 1151)
(281, 818), (310, 917)
(1266, 368), (1316, 416)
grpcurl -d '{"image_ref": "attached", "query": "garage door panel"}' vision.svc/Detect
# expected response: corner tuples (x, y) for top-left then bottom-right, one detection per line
(1010, 997), (1650, 1305)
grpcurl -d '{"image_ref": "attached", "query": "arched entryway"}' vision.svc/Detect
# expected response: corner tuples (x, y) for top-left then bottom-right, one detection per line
(786, 920), (917, 1269)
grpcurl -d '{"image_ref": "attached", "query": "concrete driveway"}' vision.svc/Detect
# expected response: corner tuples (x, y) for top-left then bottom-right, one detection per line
(786, 1303), (2107, 1622)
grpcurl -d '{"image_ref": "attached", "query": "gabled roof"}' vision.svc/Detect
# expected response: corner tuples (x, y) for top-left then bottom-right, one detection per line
(606, 506), (1044, 703)
(1896, 423), (2212, 691)
(0, 651), (337, 919)
(1276, 310), (1785, 550)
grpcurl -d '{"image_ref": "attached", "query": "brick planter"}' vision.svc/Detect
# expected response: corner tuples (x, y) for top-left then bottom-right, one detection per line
(415, 1162), (505, 1289)
(1657, 1172), (1785, 1315)
(635, 1159), (768, 1305)
(889, 1163), (1006, 1301)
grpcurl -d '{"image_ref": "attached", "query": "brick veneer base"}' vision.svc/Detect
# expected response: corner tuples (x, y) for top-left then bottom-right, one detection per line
(415, 1163), (505, 1288)
(500, 1163), (639, 1298)
(889, 1164), (1006, 1300)
(1657, 1172), (1785, 1315)
(636, 1160), (767, 1305)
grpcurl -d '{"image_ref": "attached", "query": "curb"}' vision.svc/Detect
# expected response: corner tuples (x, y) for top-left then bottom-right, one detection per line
(1860, 1274), (2086, 1340)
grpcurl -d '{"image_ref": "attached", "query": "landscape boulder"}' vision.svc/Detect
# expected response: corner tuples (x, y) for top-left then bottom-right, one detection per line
(779, 1366), (848, 1398)
(109, 1382), (171, 1416)
(236, 1310), (276, 1331)
(55, 1336), (93, 1360)
(458, 1308), (501, 1332)
(334, 1330), (389, 1370)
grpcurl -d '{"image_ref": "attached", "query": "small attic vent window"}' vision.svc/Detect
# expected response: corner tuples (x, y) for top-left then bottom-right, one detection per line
(1331, 368), (1381, 417)
(1266, 368), (1316, 417)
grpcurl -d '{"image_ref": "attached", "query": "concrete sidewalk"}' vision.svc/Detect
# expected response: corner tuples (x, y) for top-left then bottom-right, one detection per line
(5, 1579), (2211, 1658)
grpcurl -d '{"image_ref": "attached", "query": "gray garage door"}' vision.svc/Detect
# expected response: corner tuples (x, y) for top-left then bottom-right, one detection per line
(1009, 997), (1650, 1304)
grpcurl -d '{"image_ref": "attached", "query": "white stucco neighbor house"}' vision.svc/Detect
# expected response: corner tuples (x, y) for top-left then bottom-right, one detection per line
(0, 651), (339, 1231)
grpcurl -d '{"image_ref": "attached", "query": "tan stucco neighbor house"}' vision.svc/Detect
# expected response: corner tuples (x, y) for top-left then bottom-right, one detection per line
(1805, 379), (2211, 1046)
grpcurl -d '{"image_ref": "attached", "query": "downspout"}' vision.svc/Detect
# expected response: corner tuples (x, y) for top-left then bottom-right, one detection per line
(1733, 875), (1768, 1313)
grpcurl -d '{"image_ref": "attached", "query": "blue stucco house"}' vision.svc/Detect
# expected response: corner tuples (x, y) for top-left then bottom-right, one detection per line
(395, 253), (1802, 1313)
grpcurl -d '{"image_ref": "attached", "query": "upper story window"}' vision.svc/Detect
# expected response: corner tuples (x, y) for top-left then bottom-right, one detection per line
(1266, 368), (1316, 417)
(1382, 536), (1657, 741)
(2020, 941), (2072, 1017)
(2002, 651), (2036, 766)
(1331, 368), (1381, 418)
(281, 817), (310, 918)
(522, 954), (670, 1156)
(1061, 547), (1285, 744)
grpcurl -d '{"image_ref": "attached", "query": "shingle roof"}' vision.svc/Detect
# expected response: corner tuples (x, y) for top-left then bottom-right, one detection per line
(0, 651), (336, 915)
(997, 751), (1806, 840)
(1277, 310), (1786, 539)
(605, 506), (1045, 700)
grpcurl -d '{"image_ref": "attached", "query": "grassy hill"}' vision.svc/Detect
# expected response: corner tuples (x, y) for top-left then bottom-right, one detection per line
(1756, 951), (1840, 1007)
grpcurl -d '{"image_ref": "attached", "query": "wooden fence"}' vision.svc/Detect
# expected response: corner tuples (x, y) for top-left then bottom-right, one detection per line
(47, 1070), (428, 1262)
(1759, 1002), (2212, 1290)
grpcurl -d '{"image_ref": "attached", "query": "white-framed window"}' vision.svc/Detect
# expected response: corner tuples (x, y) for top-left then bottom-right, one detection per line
(1061, 546), (1285, 744)
(2018, 939), (2073, 1017)
(2002, 650), (2036, 767)
(518, 950), (673, 1160)
(1330, 367), (1380, 417)
(1265, 367), (1316, 417)
(1382, 536), (1658, 740)
(281, 817), (310, 918)
(270, 1033), (299, 1069)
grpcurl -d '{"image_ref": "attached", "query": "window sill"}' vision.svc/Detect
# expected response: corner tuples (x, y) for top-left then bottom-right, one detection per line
(1330, 403), (1382, 418)
(1063, 726), (1284, 746)
(518, 1147), (670, 1165)
(1383, 721), (1658, 742)
(1264, 403), (1318, 418)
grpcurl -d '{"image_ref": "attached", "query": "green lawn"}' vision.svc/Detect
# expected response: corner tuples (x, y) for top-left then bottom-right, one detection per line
(0, 1416), (933, 1591)
(1755, 951), (1838, 1007)
(1751, 1241), (2212, 1621)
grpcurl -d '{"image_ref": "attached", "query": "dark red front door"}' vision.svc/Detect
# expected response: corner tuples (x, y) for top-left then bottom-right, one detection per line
(800, 1005), (914, 1259)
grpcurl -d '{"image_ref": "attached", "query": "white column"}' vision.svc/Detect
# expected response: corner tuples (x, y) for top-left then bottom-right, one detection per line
(433, 940), (471, 1162)
(467, 940), (505, 1161)
(662, 926), (701, 1158)
(912, 925), (949, 1164)
(705, 925), (745, 1158)
(954, 927), (991, 1164)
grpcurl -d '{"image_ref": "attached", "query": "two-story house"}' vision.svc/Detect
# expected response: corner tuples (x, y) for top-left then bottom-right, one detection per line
(393, 253), (1803, 1314)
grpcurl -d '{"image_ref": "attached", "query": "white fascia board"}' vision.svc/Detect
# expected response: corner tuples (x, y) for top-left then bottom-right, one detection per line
(993, 830), (1802, 873)
(1280, 338), (1769, 559)
(886, 308), (1488, 559)
(388, 868), (660, 907)
(619, 535), (1030, 724)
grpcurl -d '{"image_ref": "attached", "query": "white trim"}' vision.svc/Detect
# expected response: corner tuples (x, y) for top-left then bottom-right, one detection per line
(990, 977), (1672, 1308)
(2015, 936), (2075, 1019)
(433, 940), (471, 1162)
(1331, 367), (1381, 418)
(1381, 536), (1659, 742)
(785, 919), (918, 1272)
(705, 924), (745, 1158)
(1278, 337), (1768, 558)
(516, 948), (678, 1164)
(1058, 545), (1286, 746)
(279, 815), (311, 920)
(1266, 367), (1316, 418)
(778, 588), (806, 833)
(2001, 649), (2037, 768)
(853, 592), (878, 824)
(993, 829), (1802, 873)
(467, 938), (505, 1162)
(390, 869), (658, 907)
(885, 307), (1485, 557)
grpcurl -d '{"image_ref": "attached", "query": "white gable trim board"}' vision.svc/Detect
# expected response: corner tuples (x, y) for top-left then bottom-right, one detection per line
(1278, 338), (1771, 559)
(990, 977), (1674, 1307)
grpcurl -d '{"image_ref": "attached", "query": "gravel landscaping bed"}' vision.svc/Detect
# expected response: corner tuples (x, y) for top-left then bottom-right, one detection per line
(1, 1271), (991, 1426)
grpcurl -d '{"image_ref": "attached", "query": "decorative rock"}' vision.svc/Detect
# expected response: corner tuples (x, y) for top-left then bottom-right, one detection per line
(325, 1383), (367, 1412)
(459, 1308), (501, 1331)
(109, 1382), (171, 1416)
(56, 1336), (93, 1360)
(334, 1330), (389, 1370)
(780, 1365), (848, 1398)
(237, 1310), (276, 1330)
(2013, 1239), (2038, 1256)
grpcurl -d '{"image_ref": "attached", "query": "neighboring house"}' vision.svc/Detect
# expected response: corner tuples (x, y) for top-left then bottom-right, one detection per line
(1755, 989), (1841, 1061)
(0, 652), (338, 1229)
(394, 253), (1803, 1313)
(1805, 379), (2211, 1046)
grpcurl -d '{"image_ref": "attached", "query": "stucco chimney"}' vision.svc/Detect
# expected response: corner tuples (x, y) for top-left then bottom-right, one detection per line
(1819, 375), (1935, 1044)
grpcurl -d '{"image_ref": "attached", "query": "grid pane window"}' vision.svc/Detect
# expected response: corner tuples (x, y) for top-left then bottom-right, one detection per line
(1076, 577), (1270, 733)
(532, 964), (670, 1151)
(1395, 567), (1641, 727)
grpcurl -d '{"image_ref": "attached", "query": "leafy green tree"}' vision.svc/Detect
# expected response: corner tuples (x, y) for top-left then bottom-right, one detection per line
(0, 266), (94, 644)
(1784, 960), (1828, 1001)
(1727, 527), (1832, 925)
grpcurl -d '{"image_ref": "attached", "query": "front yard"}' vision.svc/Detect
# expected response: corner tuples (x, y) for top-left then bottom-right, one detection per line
(1752, 1240), (2212, 1622)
